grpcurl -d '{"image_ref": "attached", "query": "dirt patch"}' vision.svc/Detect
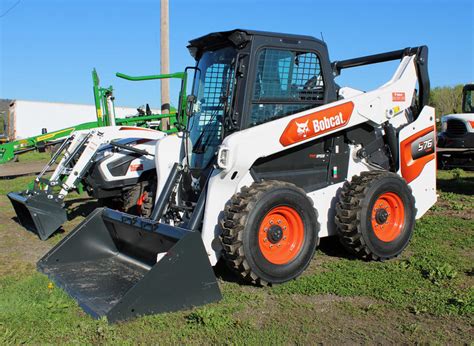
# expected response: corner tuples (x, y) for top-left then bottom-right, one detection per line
(234, 292), (472, 344)
(0, 197), (52, 276)
(0, 195), (95, 276)
(0, 161), (55, 179)
(428, 197), (473, 220)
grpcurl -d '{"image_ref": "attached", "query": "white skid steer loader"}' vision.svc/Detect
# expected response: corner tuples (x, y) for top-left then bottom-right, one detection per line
(8, 126), (165, 240)
(38, 30), (437, 322)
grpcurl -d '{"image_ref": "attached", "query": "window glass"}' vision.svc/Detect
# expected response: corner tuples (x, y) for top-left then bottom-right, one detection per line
(188, 46), (236, 168)
(250, 49), (324, 126)
(463, 88), (474, 113)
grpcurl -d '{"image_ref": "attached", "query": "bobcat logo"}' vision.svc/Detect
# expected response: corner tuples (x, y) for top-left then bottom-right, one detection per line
(296, 120), (310, 138)
(191, 175), (200, 193)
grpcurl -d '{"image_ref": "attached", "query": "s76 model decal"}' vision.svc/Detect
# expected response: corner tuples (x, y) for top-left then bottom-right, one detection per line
(400, 126), (436, 183)
(280, 102), (354, 146)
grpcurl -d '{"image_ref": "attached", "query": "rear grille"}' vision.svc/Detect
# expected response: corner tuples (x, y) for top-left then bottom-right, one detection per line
(446, 119), (467, 136)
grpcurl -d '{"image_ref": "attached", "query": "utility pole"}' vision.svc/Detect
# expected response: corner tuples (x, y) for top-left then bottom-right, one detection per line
(160, 0), (170, 130)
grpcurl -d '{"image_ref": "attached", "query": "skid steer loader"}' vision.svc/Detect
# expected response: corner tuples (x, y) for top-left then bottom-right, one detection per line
(38, 29), (437, 322)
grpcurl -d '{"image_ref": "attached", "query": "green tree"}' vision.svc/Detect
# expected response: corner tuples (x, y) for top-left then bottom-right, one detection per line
(429, 85), (464, 120)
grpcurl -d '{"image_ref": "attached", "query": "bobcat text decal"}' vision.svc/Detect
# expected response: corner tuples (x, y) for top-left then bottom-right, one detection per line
(280, 102), (354, 146)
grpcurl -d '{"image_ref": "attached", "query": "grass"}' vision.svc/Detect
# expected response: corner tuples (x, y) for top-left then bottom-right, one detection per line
(0, 169), (472, 344)
(0, 175), (36, 195)
(13, 151), (51, 163)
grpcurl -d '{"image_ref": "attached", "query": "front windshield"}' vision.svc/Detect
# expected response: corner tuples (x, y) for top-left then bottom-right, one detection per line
(188, 46), (236, 169)
(462, 87), (474, 113)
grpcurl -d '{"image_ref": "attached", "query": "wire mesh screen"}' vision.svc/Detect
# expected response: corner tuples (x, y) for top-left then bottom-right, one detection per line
(253, 49), (323, 102)
(250, 48), (324, 127)
(190, 61), (234, 168)
(197, 62), (235, 142)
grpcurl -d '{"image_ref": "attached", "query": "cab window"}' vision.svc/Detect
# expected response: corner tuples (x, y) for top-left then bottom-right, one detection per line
(249, 48), (324, 127)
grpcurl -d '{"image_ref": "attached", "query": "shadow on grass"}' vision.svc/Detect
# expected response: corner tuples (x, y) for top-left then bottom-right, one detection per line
(436, 177), (474, 195)
(213, 259), (245, 285)
(317, 236), (357, 260)
(10, 215), (65, 239)
(66, 198), (100, 220)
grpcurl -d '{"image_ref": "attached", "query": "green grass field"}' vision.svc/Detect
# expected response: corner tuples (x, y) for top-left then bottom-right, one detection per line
(0, 168), (472, 344)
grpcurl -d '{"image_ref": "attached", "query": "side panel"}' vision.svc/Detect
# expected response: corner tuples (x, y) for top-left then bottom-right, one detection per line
(398, 106), (437, 218)
(251, 133), (349, 192)
(307, 145), (372, 238)
(154, 134), (183, 198)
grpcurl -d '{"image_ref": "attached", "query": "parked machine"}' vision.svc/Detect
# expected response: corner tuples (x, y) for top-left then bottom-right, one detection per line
(437, 84), (474, 169)
(38, 30), (437, 322)
(7, 71), (188, 240)
(8, 126), (164, 240)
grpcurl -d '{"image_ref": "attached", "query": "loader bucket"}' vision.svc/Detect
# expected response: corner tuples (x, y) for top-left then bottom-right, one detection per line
(8, 191), (67, 240)
(37, 207), (222, 322)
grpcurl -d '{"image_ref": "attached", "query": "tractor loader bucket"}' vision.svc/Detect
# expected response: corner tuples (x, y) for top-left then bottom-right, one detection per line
(37, 207), (222, 322)
(8, 191), (67, 240)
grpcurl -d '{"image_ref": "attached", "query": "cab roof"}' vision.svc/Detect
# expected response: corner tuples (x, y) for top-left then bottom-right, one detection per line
(187, 29), (326, 58)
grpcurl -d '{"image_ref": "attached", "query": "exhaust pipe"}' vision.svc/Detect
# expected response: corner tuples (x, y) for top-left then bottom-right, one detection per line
(37, 207), (222, 322)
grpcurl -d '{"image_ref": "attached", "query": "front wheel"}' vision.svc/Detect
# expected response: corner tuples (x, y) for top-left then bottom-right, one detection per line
(220, 180), (319, 285)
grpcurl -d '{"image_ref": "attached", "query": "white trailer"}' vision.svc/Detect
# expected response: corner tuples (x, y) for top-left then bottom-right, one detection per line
(6, 99), (144, 140)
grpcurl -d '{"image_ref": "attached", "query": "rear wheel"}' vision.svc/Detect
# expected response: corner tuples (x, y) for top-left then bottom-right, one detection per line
(335, 171), (416, 260)
(220, 180), (319, 285)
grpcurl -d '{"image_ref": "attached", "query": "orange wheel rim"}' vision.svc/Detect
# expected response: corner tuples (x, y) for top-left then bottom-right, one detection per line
(371, 192), (405, 242)
(137, 191), (147, 214)
(258, 206), (305, 265)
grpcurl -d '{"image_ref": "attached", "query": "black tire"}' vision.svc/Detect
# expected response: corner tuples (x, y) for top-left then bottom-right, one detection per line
(122, 181), (151, 216)
(335, 171), (416, 260)
(220, 180), (319, 285)
(139, 182), (156, 218)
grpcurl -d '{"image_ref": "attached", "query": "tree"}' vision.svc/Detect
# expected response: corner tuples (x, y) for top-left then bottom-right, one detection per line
(429, 85), (464, 119)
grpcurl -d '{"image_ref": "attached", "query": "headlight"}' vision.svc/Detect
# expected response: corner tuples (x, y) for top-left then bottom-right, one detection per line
(217, 145), (230, 171)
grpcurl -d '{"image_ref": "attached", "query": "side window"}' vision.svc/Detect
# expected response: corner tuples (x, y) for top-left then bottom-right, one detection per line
(250, 49), (324, 127)
(463, 89), (474, 113)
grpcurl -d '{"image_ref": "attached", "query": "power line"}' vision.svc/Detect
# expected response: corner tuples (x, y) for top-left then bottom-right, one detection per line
(0, 0), (21, 19)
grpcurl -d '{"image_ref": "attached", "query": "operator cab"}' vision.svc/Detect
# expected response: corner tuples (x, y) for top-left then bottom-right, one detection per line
(180, 29), (337, 204)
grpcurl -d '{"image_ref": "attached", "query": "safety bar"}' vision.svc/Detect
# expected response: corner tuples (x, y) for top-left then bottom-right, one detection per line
(116, 72), (186, 81)
(116, 71), (188, 131)
(109, 141), (154, 157)
(332, 47), (423, 72)
(332, 46), (430, 110)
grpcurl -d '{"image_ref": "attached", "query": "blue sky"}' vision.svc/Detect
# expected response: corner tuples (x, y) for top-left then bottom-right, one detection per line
(1, 0), (473, 109)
